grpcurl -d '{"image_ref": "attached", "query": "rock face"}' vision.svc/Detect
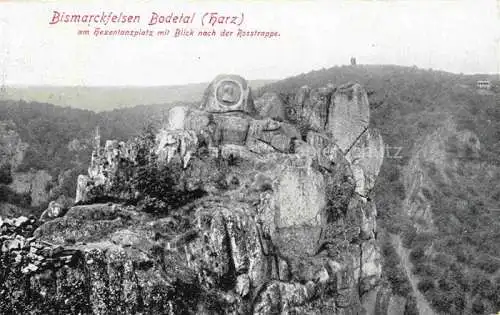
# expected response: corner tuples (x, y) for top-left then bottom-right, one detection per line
(9, 170), (53, 207)
(328, 83), (370, 152)
(281, 82), (370, 154)
(75, 128), (139, 204)
(0, 120), (54, 208)
(3, 75), (386, 314)
(156, 129), (199, 167)
(254, 92), (286, 121)
(346, 128), (385, 198)
(403, 125), (483, 231)
(0, 120), (29, 170)
(275, 167), (325, 227)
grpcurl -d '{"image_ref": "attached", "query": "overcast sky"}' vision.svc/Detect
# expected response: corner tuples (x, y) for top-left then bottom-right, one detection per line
(0, 0), (498, 86)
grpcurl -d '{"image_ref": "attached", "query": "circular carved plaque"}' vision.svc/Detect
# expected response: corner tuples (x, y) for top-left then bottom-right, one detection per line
(216, 80), (242, 106)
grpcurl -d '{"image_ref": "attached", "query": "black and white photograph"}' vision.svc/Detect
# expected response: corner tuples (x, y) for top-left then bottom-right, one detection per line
(0, 1), (499, 314)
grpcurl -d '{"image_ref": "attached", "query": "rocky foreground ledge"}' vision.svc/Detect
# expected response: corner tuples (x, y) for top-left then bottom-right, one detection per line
(1, 75), (387, 314)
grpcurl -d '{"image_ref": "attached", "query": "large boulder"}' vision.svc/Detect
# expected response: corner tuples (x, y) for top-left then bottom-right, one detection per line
(165, 106), (213, 134)
(327, 82), (370, 153)
(246, 119), (300, 154)
(306, 131), (345, 171)
(254, 92), (286, 121)
(212, 114), (250, 146)
(297, 86), (333, 132)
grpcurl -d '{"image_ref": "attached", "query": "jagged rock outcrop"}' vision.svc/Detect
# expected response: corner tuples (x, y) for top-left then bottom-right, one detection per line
(329, 83), (370, 153)
(156, 129), (199, 167)
(282, 82), (370, 154)
(2, 75), (386, 314)
(75, 131), (139, 204)
(292, 85), (332, 133)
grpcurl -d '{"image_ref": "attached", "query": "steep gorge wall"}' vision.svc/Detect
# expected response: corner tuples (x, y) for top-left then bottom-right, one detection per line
(403, 121), (482, 230)
(0, 120), (78, 210)
(0, 120), (52, 212)
(398, 120), (500, 314)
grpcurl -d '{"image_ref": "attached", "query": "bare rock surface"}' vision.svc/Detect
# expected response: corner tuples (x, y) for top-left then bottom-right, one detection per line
(0, 120), (28, 169)
(328, 82), (370, 153)
(254, 92), (286, 121)
(1, 75), (388, 314)
(9, 170), (53, 207)
(346, 128), (385, 197)
(403, 124), (482, 231)
(275, 167), (325, 227)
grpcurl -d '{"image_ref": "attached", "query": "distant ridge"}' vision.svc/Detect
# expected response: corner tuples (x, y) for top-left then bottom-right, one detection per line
(256, 64), (499, 97)
(1, 80), (275, 112)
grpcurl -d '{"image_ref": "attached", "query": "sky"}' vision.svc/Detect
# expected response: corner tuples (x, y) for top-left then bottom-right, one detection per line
(0, 0), (499, 86)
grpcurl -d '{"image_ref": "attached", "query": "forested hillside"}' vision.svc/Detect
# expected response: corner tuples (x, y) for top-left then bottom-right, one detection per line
(258, 64), (500, 314)
(0, 100), (198, 172)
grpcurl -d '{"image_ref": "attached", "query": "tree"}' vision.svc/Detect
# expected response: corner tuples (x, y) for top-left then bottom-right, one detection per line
(131, 125), (187, 214)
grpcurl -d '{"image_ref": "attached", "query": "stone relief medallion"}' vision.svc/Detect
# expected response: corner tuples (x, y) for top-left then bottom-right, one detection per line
(200, 74), (256, 115)
(215, 80), (242, 108)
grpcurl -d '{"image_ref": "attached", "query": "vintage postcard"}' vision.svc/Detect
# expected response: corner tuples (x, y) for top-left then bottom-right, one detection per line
(0, 1), (499, 314)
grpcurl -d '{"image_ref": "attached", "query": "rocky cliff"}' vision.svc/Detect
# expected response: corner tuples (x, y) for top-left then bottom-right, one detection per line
(403, 120), (482, 231)
(0, 120), (28, 171)
(1, 75), (387, 314)
(0, 120), (58, 211)
(0, 120), (53, 216)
